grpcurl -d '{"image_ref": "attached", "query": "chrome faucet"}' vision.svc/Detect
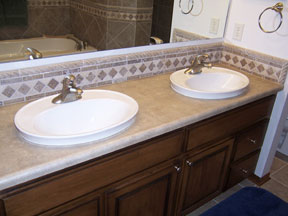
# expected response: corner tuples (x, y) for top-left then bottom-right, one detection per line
(25, 48), (42, 60)
(184, 54), (212, 74)
(52, 75), (83, 104)
(66, 35), (87, 51)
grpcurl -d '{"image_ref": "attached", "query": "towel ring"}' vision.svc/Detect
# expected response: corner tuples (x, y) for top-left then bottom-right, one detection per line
(179, 0), (194, 15)
(258, 2), (283, 33)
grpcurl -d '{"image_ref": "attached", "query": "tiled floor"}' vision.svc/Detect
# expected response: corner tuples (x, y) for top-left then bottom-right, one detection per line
(187, 153), (288, 216)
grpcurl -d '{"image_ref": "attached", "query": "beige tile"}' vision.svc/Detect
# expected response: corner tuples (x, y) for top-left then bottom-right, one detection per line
(270, 157), (287, 174)
(186, 200), (217, 216)
(261, 179), (288, 202)
(214, 184), (242, 203)
(238, 179), (257, 187)
(271, 165), (288, 187)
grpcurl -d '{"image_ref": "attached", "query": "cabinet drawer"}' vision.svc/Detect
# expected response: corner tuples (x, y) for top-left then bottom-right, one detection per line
(186, 96), (274, 151)
(233, 120), (268, 161)
(226, 151), (260, 188)
(1, 130), (184, 216)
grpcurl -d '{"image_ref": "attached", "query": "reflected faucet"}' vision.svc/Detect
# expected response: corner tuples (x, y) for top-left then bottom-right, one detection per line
(66, 35), (88, 51)
(52, 75), (83, 104)
(25, 48), (42, 60)
(184, 54), (212, 75)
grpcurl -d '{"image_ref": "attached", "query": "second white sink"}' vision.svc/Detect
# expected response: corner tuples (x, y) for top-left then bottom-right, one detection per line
(170, 67), (249, 99)
(14, 90), (138, 146)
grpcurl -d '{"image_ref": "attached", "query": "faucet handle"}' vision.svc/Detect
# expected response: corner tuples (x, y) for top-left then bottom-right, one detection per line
(63, 75), (77, 87)
(197, 54), (210, 63)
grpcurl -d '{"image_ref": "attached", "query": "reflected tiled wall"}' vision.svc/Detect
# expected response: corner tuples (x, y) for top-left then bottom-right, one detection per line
(0, 0), (153, 50)
(0, 0), (70, 40)
(70, 0), (153, 50)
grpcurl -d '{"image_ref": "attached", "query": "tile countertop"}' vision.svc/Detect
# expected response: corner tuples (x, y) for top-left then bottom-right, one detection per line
(0, 71), (283, 191)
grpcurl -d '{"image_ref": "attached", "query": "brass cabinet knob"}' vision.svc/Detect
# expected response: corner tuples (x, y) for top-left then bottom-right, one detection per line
(186, 160), (194, 167)
(240, 168), (249, 174)
(248, 138), (256, 144)
(174, 166), (181, 173)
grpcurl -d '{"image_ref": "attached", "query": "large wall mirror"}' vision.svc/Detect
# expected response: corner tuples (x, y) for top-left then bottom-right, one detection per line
(0, 0), (230, 64)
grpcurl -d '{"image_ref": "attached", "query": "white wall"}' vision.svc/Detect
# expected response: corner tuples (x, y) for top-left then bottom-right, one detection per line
(225, 0), (288, 59)
(170, 0), (230, 40)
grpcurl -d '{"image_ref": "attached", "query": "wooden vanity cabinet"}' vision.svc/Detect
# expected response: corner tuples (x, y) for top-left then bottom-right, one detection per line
(105, 160), (180, 216)
(0, 130), (185, 216)
(225, 120), (269, 188)
(0, 95), (276, 216)
(178, 139), (233, 215)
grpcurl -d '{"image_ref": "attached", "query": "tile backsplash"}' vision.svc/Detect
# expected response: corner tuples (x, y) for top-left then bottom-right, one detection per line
(0, 42), (287, 106)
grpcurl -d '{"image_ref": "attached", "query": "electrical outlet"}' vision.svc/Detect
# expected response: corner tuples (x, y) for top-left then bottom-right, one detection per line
(233, 23), (245, 41)
(209, 18), (220, 34)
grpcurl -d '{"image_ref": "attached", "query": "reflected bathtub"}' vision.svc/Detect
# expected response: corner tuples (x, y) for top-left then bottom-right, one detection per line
(0, 36), (96, 62)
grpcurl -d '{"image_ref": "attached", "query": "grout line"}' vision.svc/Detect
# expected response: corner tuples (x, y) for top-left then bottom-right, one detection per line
(268, 177), (288, 189)
(270, 163), (288, 177)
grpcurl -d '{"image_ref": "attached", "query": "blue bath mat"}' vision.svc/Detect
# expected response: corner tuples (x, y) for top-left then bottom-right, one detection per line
(201, 187), (288, 216)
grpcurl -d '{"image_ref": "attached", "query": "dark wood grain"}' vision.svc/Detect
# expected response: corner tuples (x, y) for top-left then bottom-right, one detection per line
(186, 96), (275, 151)
(179, 139), (233, 215)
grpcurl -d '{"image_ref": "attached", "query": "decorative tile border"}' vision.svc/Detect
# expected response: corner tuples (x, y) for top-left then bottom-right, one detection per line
(0, 43), (222, 106)
(220, 43), (287, 84)
(28, 0), (70, 7)
(0, 41), (287, 106)
(70, 1), (152, 22)
(172, 28), (207, 43)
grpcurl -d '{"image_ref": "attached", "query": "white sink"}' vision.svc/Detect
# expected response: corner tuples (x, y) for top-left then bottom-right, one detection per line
(14, 90), (138, 146)
(170, 67), (249, 99)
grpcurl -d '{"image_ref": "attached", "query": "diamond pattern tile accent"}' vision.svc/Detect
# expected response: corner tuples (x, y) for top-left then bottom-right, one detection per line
(165, 60), (172, 68)
(34, 81), (45, 92)
(266, 67), (274, 75)
(76, 74), (84, 84)
(109, 68), (117, 78)
(148, 62), (155, 71)
(98, 70), (107, 80)
(157, 61), (164, 69)
(173, 59), (180, 67)
(48, 79), (59, 89)
(257, 64), (265, 73)
(2, 86), (15, 98)
(215, 52), (221, 60)
(18, 84), (31, 95)
(225, 54), (231, 61)
(240, 59), (247, 67)
(181, 58), (187, 65)
(129, 66), (137, 74)
(232, 56), (239, 64)
(86, 72), (96, 82)
(139, 64), (147, 73)
(119, 67), (128, 76)
(248, 62), (256, 70)
(0, 43), (286, 107)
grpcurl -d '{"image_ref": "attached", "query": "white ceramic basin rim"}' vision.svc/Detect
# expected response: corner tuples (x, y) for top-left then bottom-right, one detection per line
(14, 90), (139, 145)
(170, 67), (249, 99)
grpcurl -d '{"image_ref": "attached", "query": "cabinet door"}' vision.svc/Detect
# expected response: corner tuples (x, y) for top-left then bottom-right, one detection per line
(39, 191), (102, 216)
(179, 139), (233, 214)
(106, 162), (180, 216)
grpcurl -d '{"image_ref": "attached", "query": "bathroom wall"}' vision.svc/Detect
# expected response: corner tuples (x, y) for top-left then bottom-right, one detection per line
(170, 0), (230, 41)
(0, 0), (70, 40)
(225, 0), (288, 59)
(70, 0), (153, 50)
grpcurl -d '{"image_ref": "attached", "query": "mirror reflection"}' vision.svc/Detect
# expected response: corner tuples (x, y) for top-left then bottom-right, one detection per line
(0, 0), (230, 63)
